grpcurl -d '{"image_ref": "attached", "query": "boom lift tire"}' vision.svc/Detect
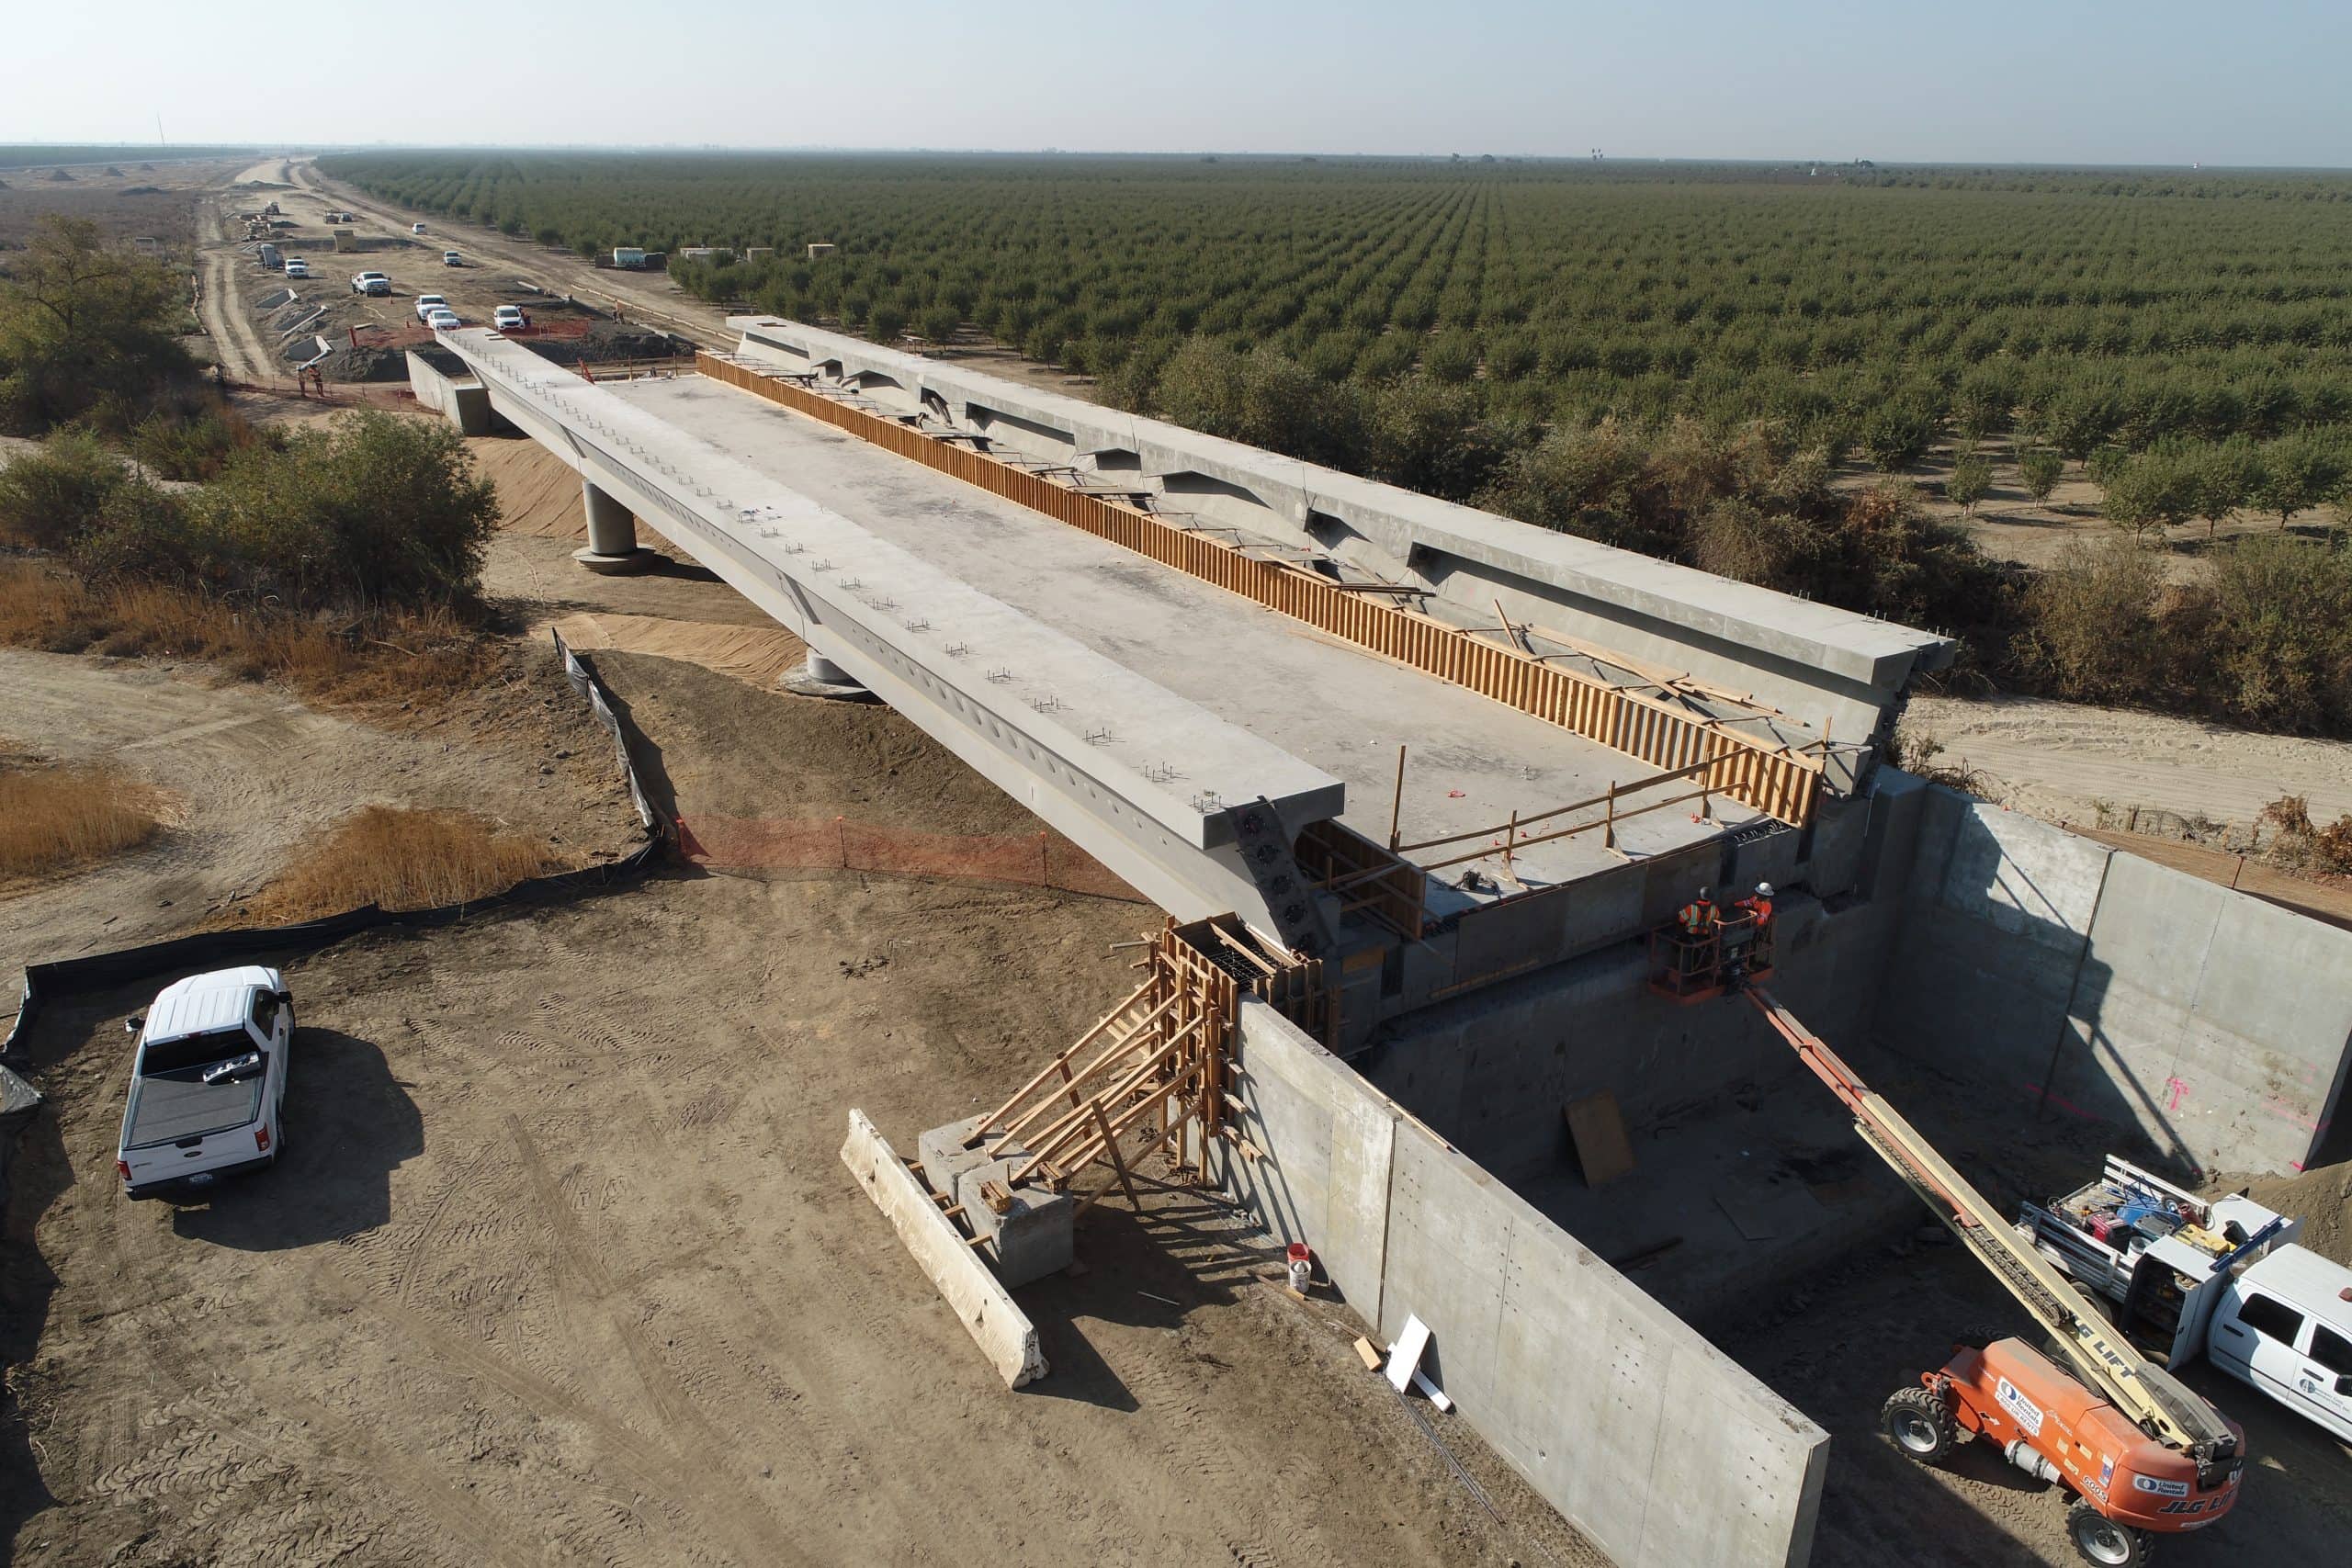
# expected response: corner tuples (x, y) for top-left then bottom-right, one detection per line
(1880, 1385), (1958, 1462)
(2066, 1500), (2150, 1566)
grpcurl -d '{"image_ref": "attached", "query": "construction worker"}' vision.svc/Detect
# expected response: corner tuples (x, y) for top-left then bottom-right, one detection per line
(1723, 881), (1775, 977)
(1673, 886), (1718, 979)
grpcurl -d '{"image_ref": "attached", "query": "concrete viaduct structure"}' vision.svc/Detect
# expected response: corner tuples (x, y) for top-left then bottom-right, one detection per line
(415, 321), (1951, 1030)
(411, 321), (2352, 1568)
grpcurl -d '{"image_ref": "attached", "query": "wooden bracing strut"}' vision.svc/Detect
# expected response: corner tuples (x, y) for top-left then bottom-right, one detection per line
(970, 917), (1327, 1198)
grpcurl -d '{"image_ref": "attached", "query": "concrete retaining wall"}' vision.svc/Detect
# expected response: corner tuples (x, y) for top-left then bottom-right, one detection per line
(404, 349), (492, 434)
(1217, 998), (1828, 1568)
(1371, 888), (1899, 1179)
(1873, 784), (2352, 1176)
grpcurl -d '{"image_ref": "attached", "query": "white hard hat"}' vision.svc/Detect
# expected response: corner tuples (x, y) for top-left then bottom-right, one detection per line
(1756, 882), (1774, 897)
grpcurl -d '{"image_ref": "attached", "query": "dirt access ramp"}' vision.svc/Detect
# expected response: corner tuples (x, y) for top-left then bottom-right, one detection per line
(1907, 692), (2352, 829)
(549, 613), (805, 687)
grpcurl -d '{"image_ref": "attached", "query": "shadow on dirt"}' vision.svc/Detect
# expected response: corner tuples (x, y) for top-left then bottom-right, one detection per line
(171, 1027), (422, 1251)
(1016, 1175), (1286, 1414)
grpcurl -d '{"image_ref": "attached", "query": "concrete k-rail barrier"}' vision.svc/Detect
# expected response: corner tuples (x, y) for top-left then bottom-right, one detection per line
(1214, 998), (1828, 1568)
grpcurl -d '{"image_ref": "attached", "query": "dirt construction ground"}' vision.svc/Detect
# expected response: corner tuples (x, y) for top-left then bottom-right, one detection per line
(0, 504), (1602, 1567)
(6, 869), (1611, 1568)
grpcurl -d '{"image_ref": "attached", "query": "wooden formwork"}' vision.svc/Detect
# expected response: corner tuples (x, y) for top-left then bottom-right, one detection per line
(697, 351), (1825, 829)
(966, 917), (1328, 1199)
(1295, 818), (1427, 939)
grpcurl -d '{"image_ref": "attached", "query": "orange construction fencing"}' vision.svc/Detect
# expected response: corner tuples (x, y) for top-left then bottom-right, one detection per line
(678, 813), (1145, 902)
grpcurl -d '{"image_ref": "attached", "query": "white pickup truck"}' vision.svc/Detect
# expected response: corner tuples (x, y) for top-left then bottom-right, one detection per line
(2018, 1155), (2352, 1441)
(116, 967), (292, 1199)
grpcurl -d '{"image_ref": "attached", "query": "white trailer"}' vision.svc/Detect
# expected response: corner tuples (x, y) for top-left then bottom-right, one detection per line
(2018, 1154), (2352, 1441)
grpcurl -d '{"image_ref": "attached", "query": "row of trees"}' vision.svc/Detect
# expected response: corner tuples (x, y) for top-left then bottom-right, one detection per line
(327, 153), (2352, 464)
(2100, 431), (2352, 537)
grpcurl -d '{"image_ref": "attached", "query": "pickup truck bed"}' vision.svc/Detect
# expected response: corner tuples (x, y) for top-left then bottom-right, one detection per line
(124, 1071), (264, 1148)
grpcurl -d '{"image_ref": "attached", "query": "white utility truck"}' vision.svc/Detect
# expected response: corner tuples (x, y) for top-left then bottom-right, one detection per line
(2018, 1155), (2352, 1441)
(116, 967), (292, 1199)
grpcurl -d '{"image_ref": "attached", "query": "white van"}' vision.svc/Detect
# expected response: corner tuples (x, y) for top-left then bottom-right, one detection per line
(2206, 1247), (2352, 1441)
(116, 968), (292, 1199)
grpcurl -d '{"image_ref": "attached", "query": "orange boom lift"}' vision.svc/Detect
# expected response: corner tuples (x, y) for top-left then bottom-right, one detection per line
(1657, 934), (2246, 1565)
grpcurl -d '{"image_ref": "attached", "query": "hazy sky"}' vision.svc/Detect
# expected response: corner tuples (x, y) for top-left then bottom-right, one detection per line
(9, 0), (2350, 166)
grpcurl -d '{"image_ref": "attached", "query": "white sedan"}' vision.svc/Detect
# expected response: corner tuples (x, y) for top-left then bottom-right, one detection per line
(424, 308), (461, 332)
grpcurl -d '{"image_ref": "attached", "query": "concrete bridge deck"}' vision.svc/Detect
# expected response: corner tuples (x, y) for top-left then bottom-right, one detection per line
(427, 321), (1952, 960)
(591, 370), (1756, 901)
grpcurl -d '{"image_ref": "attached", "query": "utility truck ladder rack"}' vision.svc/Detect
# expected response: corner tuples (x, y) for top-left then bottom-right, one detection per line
(1743, 987), (2239, 1474)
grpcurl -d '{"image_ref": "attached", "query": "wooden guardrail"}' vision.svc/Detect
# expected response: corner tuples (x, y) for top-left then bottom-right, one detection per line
(698, 351), (1824, 828)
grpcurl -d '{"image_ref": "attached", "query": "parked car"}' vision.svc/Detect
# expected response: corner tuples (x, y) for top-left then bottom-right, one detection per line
(425, 308), (461, 332)
(492, 304), (527, 332)
(282, 257), (310, 278)
(442, 250), (463, 266)
(413, 293), (448, 321)
(411, 221), (426, 235)
(116, 968), (292, 1199)
(351, 271), (390, 296)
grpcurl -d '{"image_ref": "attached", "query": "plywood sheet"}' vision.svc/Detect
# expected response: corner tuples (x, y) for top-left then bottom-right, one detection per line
(1564, 1090), (1634, 1189)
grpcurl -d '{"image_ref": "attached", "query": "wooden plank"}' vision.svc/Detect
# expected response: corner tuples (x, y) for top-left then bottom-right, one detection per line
(976, 980), (1151, 1133)
(1563, 1090), (1635, 1189)
(840, 1109), (1046, 1389)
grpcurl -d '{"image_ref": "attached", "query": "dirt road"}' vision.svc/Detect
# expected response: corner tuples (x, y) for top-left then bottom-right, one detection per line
(192, 197), (279, 381)
(289, 160), (735, 350)
(1906, 693), (2352, 829)
(0, 649), (635, 976)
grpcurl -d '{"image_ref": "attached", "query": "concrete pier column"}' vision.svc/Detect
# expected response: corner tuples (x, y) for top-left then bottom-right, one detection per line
(779, 645), (872, 701)
(572, 480), (655, 574)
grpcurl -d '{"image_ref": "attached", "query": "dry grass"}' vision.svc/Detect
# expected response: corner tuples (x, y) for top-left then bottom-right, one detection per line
(0, 559), (495, 709)
(0, 754), (163, 882)
(235, 805), (555, 922)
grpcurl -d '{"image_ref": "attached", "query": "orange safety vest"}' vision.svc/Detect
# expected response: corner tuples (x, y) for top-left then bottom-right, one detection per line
(1737, 897), (1774, 927)
(1677, 898), (1715, 935)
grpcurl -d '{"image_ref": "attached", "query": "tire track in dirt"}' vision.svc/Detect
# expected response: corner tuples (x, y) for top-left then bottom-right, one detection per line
(507, 1114), (698, 1438)
(1094, 1318), (1299, 1568)
(100, 1201), (542, 1567)
(309, 1258), (810, 1568)
(500, 976), (979, 1561)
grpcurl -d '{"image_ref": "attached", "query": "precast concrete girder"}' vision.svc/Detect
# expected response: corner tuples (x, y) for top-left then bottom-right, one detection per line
(729, 318), (1958, 763)
(440, 329), (1343, 937)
